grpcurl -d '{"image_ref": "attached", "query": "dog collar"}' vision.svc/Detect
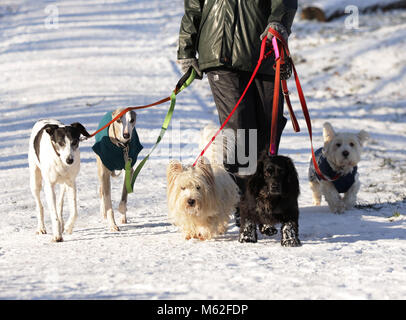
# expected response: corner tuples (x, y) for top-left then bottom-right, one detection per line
(311, 148), (357, 193)
(92, 111), (143, 171)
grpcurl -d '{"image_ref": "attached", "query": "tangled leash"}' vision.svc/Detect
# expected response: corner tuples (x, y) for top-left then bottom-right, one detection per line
(193, 27), (338, 181)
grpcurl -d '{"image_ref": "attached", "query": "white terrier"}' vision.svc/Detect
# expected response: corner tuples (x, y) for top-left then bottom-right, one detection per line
(166, 125), (240, 240)
(309, 122), (369, 213)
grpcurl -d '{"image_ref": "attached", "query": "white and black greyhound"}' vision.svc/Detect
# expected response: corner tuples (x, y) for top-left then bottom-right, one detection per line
(28, 119), (90, 242)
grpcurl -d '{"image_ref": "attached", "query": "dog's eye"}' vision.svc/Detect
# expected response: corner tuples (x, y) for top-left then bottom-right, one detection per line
(336, 143), (341, 147)
(181, 187), (186, 190)
(117, 119), (122, 124)
(130, 118), (135, 123)
(58, 141), (65, 147)
(196, 185), (201, 190)
(349, 142), (355, 147)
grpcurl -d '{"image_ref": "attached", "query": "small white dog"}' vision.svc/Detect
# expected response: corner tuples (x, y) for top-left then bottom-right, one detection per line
(28, 119), (90, 242)
(166, 125), (240, 240)
(309, 122), (369, 213)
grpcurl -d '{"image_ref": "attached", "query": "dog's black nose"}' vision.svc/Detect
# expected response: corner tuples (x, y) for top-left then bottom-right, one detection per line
(123, 133), (130, 139)
(187, 199), (196, 206)
(342, 150), (349, 158)
(66, 157), (74, 165)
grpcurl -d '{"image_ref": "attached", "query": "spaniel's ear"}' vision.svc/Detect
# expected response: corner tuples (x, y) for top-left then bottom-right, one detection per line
(285, 157), (300, 197)
(248, 160), (265, 196)
(167, 160), (183, 184)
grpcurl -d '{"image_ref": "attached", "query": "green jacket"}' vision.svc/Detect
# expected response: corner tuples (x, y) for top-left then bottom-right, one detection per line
(178, 0), (298, 75)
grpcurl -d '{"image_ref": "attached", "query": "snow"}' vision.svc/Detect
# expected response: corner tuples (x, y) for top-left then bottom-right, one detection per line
(0, 0), (405, 300)
(300, 0), (403, 15)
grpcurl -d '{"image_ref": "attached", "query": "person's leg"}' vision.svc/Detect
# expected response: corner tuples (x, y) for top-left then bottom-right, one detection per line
(207, 68), (259, 189)
(254, 73), (287, 155)
(207, 68), (259, 227)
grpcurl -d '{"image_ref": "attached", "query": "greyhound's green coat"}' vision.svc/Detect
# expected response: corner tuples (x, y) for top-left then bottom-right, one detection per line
(92, 111), (143, 171)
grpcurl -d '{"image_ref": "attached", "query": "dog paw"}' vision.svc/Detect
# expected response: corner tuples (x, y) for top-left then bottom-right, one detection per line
(51, 235), (63, 242)
(281, 238), (301, 247)
(64, 226), (73, 235)
(333, 206), (345, 214)
(281, 222), (301, 247)
(344, 200), (356, 210)
(327, 201), (345, 214)
(259, 224), (278, 237)
(196, 233), (207, 241)
(109, 225), (120, 232)
(36, 227), (47, 235)
(239, 233), (258, 243)
(238, 224), (258, 243)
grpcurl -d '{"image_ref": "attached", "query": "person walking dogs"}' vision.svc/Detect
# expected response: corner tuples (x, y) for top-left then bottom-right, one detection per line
(177, 0), (298, 225)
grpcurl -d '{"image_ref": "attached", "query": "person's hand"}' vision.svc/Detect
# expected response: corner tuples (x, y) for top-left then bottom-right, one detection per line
(260, 22), (289, 43)
(260, 22), (292, 80)
(177, 58), (203, 79)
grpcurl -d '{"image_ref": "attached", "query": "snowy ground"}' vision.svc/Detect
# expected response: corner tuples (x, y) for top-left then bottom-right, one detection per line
(0, 0), (405, 300)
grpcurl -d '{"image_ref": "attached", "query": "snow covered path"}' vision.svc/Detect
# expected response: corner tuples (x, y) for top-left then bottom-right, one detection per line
(0, 0), (405, 299)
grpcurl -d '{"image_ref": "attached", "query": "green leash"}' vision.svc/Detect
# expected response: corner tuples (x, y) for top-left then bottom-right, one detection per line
(124, 69), (196, 193)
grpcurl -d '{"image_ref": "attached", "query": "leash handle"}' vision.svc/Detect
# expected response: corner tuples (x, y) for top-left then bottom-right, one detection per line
(269, 52), (281, 155)
(272, 36), (280, 60)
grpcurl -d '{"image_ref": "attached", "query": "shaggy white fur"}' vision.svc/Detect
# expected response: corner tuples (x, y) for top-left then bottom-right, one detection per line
(166, 125), (240, 240)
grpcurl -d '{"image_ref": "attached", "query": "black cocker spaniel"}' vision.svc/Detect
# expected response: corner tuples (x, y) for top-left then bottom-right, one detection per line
(238, 151), (301, 247)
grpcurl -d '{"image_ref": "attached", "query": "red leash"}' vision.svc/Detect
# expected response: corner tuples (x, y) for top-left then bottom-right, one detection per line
(268, 28), (339, 181)
(192, 34), (275, 167)
(194, 27), (338, 182)
(85, 69), (195, 139)
(86, 96), (171, 139)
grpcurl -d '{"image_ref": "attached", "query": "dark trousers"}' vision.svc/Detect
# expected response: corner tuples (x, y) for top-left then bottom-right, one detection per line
(207, 68), (287, 191)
